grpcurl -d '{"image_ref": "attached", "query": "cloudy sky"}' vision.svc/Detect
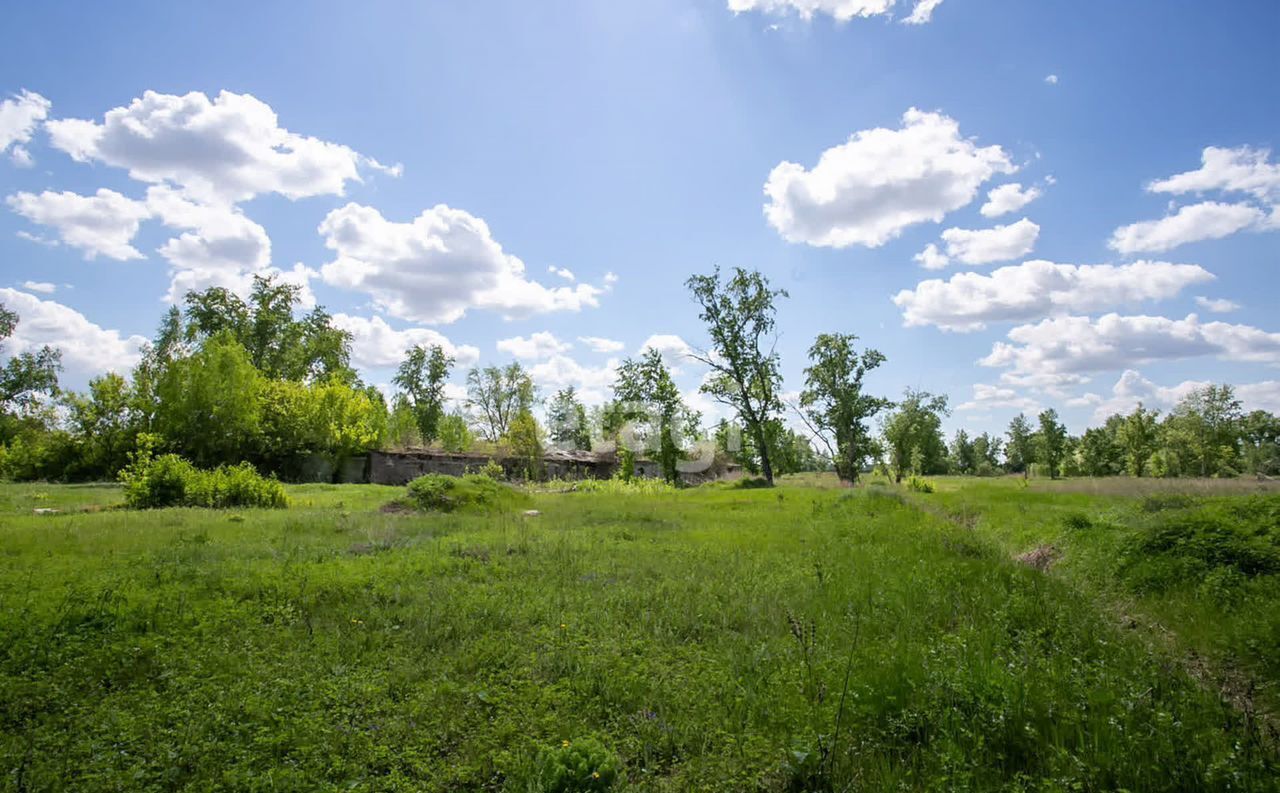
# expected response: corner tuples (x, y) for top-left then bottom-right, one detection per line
(1, 0), (1278, 434)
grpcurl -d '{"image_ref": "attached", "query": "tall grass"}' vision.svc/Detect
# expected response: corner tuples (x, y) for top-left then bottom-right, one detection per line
(0, 481), (1275, 790)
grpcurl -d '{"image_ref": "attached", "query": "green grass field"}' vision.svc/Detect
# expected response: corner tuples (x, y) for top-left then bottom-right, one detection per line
(1, 477), (1277, 791)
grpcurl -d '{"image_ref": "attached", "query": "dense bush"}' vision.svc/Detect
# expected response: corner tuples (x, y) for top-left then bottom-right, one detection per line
(1120, 497), (1280, 591)
(404, 473), (527, 512)
(121, 453), (287, 509)
(906, 476), (935, 493)
(525, 736), (620, 792)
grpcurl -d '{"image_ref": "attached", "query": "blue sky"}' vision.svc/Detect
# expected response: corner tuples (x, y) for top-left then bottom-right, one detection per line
(1, 0), (1278, 436)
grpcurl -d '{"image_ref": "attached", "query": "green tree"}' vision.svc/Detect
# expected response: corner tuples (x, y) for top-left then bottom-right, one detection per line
(882, 389), (949, 483)
(506, 409), (543, 481)
(1168, 384), (1242, 477)
(466, 363), (535, 442)
(1116, 404), (1159, 476)
(154, 333), (263, 467)
(1005, 413), (1036, 478)
(1240, 410), (1280, 476)
(0, 303), (61, 418)
(393, 345), (454, 445)
(1078, 422), (1123, 477)
(949, 429), (977, 475)
(182, 275), (355, 382)
(546, 387), (592, 451)
(1036, 408), (1068, 479)
(972, 432), (1002, 475)
(438, 412), (475, 453)
(64, 373), (136, 479)
(613, 349), (694, 484)
(385, 395), (422, 449)
(685, 267), (788, 485)
(797, 333), (890, 483)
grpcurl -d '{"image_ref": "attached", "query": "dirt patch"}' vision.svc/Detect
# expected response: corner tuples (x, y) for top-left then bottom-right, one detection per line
(1015, 544), (1060, 571)
(379, 501), (416, 515)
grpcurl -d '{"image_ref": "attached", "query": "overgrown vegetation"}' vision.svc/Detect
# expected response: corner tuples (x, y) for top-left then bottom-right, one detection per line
(120, 450), (287, 509)
(1, 479), (1276, 790)
(403, 472), (529, 513)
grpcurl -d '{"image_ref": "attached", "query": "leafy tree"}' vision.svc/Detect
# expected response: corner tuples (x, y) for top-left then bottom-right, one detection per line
(1005, 413), (1036, 478)
(1168, 384), (1242, 477)
(949, 429), (977, 475)
(1036, 408), (1068, 479)
(385, 395), (422, 449)
(154, 333), (263, 467)
(546, 387), (592, 451)
(506, 409), (543, 480)
(613, 349), (694, 484)
(316, 381), (386, 463)
(972, 432), (1002, 475)
(797, 333), (890, 483)
(1116, 404), (1159, 476)
(1078, 422), (1123, 477)
(182, 275), (355, 382)
(393, 345), (454, 445)
(64, 373), (137, 479)
(766, 422), (822, 476)
(438, 412), (475, 453)
(466, 363), (535, 442)
(1240, 410), (1280, 476)
(0, 303), (61, 418)
(685, 267), (788, 485)
(882, 389), (949, 482)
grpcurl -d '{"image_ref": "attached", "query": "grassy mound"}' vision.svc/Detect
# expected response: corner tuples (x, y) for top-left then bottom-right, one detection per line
(403, 473), (529, 513)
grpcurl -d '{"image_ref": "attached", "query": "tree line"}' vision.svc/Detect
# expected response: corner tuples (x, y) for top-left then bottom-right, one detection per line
(1, 269), (1276, 485)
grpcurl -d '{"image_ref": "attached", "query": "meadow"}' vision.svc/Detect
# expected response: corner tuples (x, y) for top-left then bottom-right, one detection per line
(1, 476), (1277, 791)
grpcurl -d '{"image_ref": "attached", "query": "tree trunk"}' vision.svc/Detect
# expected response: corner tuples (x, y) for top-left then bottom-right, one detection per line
(753, 423), (774, 485)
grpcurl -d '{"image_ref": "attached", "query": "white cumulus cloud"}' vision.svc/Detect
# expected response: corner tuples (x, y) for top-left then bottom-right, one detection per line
(980, 183), (1042, 217)
(1194, 296), (1240, 314)
(939, 217), (1040, 265)
(763, 108), (1015, 248)
(639, 334), (697, 373)
(902, 0), (944, 24)
(1148, 146), (1280, 202)
(956, 383), (1040, 413)
(578, 336), (625, 353)
(7, 189), (151, 260)
(0, 90), (50, 159)
(46, 90), (394, 205)
(528, 354), (620, 406)
(318, 202), (606, 324)
(330, 313), (480, 371)
(1109, 201), (1264, 254)
(1073, 369), (1280, 422)
(913, 242), (950, 270)
(497, 331), (572, 360)
(981, 313), (1280, 387)
(0, 288), (147, 387)
(893, 260), (1212, 331)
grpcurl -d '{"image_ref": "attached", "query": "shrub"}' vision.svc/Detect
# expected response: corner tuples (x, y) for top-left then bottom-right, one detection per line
(906, 476), (935, 494)
(404, 473), (528, 512)
(1062, 512), (1093, 531)
(473, 458), (505, 480)
(121, 453), (287, 509)
(531, 736), (620, 792)
(1120, 498), (1280, 591)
